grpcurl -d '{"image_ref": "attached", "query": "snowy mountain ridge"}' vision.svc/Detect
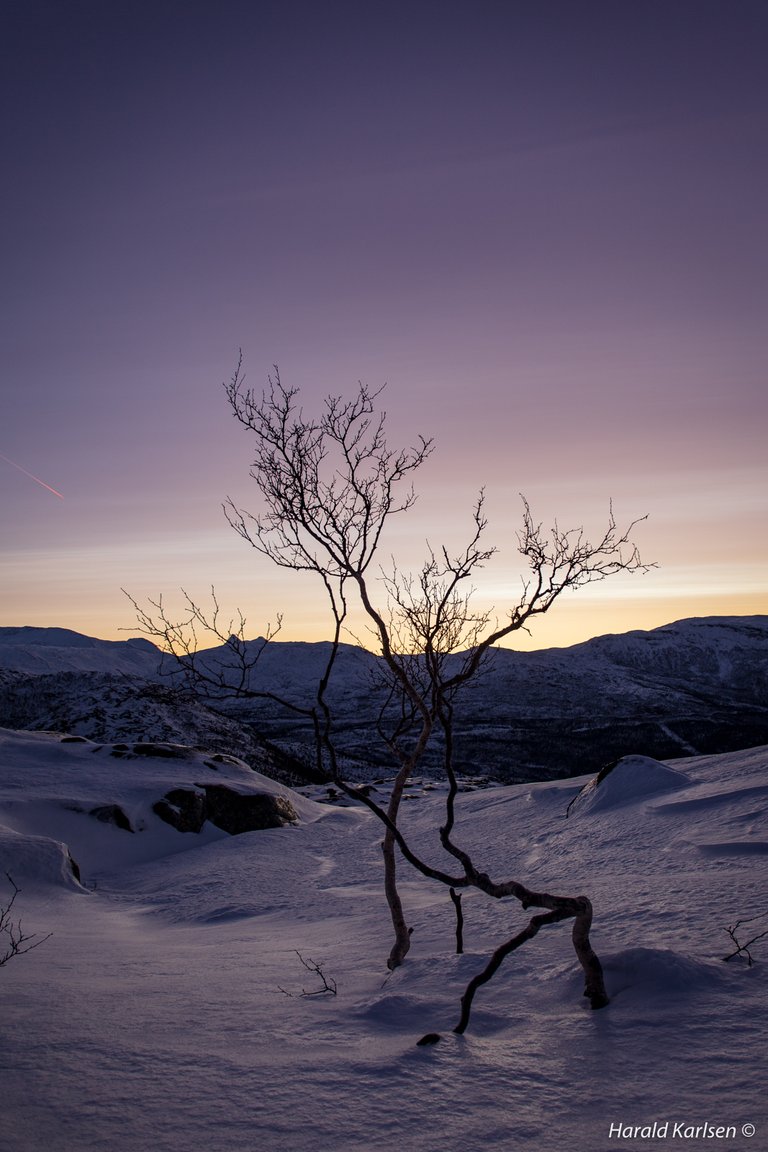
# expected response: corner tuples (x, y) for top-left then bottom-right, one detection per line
(1, 615), (766, 782)
(3, 613), (767, 679)
(0, 626), (161, 676)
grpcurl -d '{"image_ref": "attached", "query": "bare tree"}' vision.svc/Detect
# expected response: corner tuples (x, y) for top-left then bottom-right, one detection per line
(130, 358), (651, 1031)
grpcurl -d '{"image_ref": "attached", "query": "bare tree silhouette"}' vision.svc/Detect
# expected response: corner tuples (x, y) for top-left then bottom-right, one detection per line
(130, 358), (652, 1035)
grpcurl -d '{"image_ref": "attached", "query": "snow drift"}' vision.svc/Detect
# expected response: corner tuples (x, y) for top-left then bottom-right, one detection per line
(0, 728), (766, 1152)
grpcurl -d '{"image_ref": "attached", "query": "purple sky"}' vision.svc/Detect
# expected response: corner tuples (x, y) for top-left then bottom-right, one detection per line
(2, 0), (767, 649)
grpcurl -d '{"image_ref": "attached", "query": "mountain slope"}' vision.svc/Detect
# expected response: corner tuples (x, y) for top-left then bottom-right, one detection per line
(0, 627), (162, 676)
(1, 616), (766, 782)
(0, 672), (320, 785)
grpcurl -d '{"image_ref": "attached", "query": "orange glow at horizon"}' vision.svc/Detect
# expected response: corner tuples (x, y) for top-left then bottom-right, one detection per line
(10, 586), (765, 654)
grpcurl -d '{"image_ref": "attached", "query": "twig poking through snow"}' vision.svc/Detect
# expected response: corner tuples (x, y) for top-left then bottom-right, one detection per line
(278, 951), (338, 997)
(722, 916), (768, 966)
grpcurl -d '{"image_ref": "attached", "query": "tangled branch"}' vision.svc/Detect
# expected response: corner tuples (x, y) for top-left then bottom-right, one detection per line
(277, 951), (338, 997)
(0, 874), (52, 968)
(722, 916), (768, 966)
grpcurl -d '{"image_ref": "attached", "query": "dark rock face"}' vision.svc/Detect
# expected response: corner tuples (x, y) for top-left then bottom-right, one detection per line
(152, 788), (208, 833)
(203, 785), (298, 834)
(152, 785), (298, 835)
(132, 742), (188, 759)
(68, 851), (82, 883)
(90, 804), (134, 832)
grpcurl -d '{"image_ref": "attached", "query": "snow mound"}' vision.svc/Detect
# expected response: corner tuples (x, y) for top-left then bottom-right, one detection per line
(568, 754), (690, 814)
(0, 824), (85, 892)
(604, 947), (729, 999)
(357, 993), (432, 1028)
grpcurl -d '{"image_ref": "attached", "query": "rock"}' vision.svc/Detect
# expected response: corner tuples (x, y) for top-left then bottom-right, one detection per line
(132, 742), (189, 759)
(152, 784), (298, 835)
(89, 804), (134, 832)
(152, 788), (208, 833)
(68, 851), (82, 883)
(202, 784), (298, 834)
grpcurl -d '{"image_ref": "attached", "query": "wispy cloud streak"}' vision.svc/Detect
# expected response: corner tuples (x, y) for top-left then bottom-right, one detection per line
(0, 451), (64, 499)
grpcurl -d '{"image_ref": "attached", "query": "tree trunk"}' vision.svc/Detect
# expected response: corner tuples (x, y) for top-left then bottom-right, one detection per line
(449, 887), (464, 954)
(383, 768), (414, 969)
(383, 825), (412, 969)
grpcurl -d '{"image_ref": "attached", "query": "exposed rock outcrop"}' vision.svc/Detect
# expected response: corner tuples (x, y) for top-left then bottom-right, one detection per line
(153, 784), (298, 834)
(89, 804), (134, 832)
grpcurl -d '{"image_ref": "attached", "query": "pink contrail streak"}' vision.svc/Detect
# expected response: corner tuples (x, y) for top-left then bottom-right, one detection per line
(0, 451), (64, 499)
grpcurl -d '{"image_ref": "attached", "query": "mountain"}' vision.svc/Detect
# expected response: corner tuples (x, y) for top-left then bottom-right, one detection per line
(447, 615), (768, 778)
(0, 616), (766, 782)
(0, 626), (162, 676)
(176, 615), (768, 779)
(0, 670), (322, 786)
(1, 726), (767, 1150)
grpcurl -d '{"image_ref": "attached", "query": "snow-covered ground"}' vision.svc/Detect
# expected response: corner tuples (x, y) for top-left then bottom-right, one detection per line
(1, 728), (767, 1151)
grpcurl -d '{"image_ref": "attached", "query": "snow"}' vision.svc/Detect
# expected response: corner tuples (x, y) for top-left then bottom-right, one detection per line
(0, 627), (162, 676)
(1, 728), (767, 1150)
(566, 753), (691, 813)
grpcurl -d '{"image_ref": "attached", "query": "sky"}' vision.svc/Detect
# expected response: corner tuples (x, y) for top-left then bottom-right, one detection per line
(1, 0), (767, 651)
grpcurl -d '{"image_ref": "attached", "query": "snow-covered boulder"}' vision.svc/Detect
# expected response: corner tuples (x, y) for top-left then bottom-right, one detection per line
(568, 754), (690, 815)
(0, 824), (84, 891)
